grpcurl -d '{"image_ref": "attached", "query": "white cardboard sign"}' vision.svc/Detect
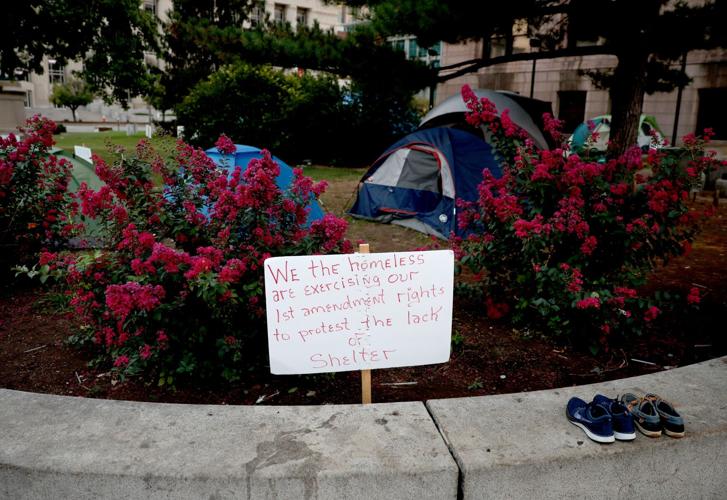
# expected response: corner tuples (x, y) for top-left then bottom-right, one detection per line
(264, 250), (454, 375)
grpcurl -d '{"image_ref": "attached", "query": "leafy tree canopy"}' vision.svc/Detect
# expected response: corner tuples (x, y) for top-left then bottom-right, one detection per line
(162, 0), (432, 107)
(2, 0), (158, 106)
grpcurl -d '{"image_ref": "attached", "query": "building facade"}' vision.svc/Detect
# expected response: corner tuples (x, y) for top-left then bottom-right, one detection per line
(437, 39), (727, 146)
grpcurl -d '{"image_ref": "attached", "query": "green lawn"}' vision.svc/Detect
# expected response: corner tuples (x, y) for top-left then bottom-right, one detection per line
(303, 165), (366, 183)
(54, 131), (176, 164)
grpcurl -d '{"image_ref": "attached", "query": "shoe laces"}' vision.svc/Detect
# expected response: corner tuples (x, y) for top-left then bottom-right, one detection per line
(622, 394), (640, 413)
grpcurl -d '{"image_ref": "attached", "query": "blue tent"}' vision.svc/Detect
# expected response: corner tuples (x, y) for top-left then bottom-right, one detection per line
(348, 128), (502, 239)
(204, 144), (324, 223)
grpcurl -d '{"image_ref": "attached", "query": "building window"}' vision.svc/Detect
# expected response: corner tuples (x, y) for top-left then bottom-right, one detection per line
(24, 90), (33, 108)
(143, 0), (157, 16)
(557, 91), (587, 133)
(391, 36), (441, 67)
(250, 1), (265, 27)
(697, 88), (727, 140)
(13, 68), (29, 81)
(296, 7), (309, 27)
(511, 19), (530, 54)
(487, 18), (530, 58)
(48, 60), (65, 85)
(274, 4), (287, 24)
(407, 39), (418, 60)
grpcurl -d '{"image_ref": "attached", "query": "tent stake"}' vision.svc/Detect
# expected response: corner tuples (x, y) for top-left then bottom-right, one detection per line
(358, 243), (372, 404)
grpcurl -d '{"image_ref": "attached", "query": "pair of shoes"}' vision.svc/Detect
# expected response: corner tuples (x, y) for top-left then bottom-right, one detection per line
(621, 393), (685, 438)
(566, 394), (635, 443)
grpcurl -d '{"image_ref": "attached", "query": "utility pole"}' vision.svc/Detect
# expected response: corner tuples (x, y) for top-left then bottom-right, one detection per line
(671, 51), (688, 146)
(529, 38), (541, 99)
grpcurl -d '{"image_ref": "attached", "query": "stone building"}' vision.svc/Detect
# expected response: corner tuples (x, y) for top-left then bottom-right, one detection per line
(436, 37), (727, 146)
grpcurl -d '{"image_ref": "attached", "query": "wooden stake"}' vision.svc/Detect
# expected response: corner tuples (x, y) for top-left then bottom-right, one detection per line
(361, 369), (372, 405)
(358, 242), (372, 404)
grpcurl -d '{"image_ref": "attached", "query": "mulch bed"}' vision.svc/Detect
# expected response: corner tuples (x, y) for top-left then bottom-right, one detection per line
(1, 198), (725, 405)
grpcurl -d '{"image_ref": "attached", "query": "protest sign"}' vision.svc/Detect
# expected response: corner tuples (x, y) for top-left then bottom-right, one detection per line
(264, 250), (454, 375)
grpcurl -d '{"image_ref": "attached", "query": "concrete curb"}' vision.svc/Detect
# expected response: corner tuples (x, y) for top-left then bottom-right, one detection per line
(427, 356), (727, 499)
(0, 394), (457, 500)
(1, 357), (725, 499)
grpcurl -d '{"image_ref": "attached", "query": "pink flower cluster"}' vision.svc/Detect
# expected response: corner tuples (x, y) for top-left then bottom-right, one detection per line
(105, 282), (166, 321)
(576, 297), (601, 309)
(215, 134), (236, 155)
(687, 287), (701, 305)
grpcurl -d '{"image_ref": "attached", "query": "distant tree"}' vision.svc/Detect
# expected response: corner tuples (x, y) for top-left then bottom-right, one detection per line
(50, 78), (94, 122)
(2, 0), (158, 106)
(341, 0), (727, 155)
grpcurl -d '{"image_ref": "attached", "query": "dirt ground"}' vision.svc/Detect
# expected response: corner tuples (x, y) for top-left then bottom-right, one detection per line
(1, 195), (724, 405)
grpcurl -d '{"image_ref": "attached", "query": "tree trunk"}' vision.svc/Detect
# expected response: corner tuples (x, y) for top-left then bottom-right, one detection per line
(606, 52), (649, 157)
(606, 0), (661, 157)
(70, 106), (78, 122)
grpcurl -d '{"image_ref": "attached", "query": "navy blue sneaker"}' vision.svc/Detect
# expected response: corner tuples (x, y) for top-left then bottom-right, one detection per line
(566, 397), (615, 443)
(593, 394), (636, 441)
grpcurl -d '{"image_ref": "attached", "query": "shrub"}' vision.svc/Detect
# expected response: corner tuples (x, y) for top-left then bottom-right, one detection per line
(45, 135), (351, 383)
(0, 116), (78, 277)
(177, 64), (292, 153)
(453, 85), (722, 350)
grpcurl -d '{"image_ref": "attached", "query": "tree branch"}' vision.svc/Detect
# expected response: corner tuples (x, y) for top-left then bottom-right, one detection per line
(437, 44), (615, 82)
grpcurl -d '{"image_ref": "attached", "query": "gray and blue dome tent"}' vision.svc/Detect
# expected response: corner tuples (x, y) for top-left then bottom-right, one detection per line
(204, 144), (325, 223)
(348, 127), (502, 239)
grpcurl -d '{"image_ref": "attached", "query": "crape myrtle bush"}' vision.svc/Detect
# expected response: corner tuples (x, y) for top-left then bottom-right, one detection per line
(454, 84), (721, 350)
(0, 117), (79, 275)
(44, 134), (351, 383)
